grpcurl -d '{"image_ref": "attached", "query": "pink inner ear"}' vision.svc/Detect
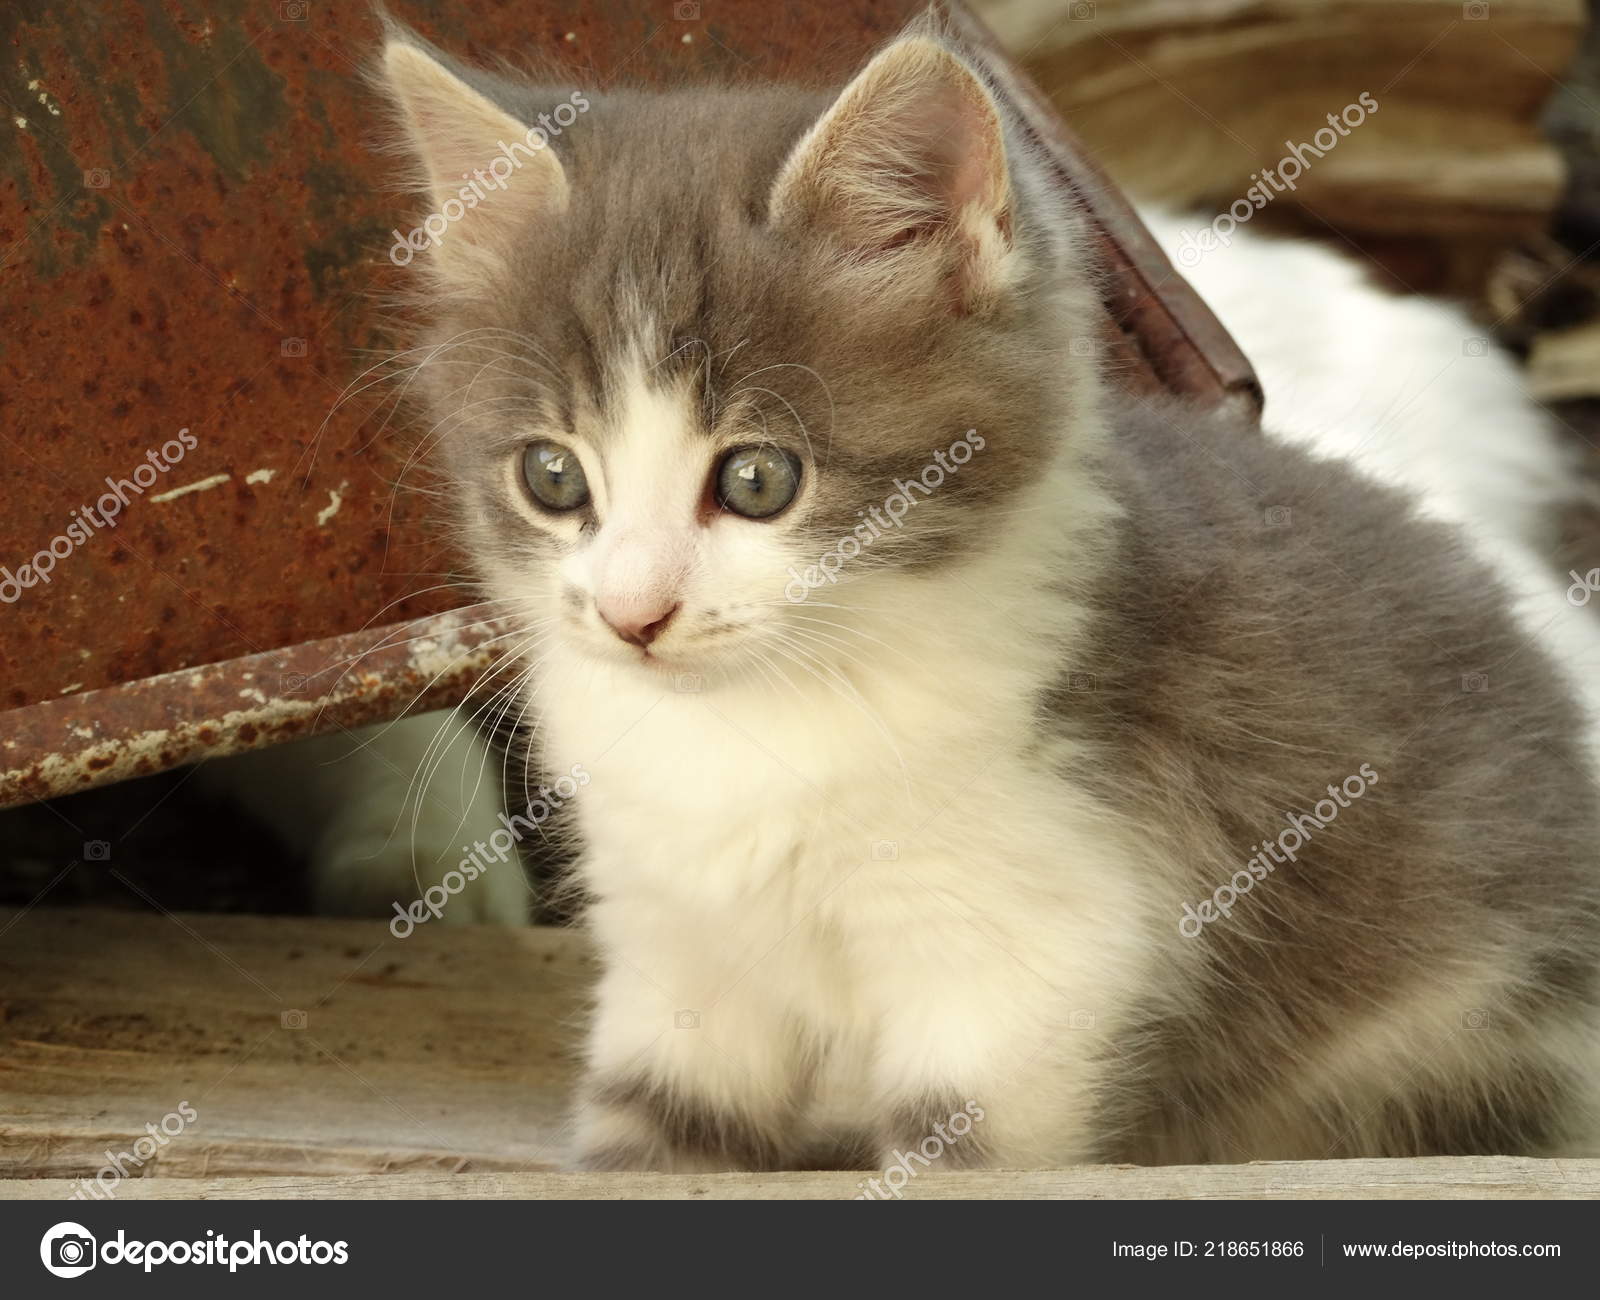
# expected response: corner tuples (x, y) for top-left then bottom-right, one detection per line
(383, 41), (570, 254)
(877, 76), (1014, 312)
(769, 39), (1014, 294)
(918, 85), (1008, 222)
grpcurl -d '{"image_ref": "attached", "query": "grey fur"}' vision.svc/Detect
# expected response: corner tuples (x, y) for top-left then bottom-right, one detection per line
(1062, 393), (1600, 1161)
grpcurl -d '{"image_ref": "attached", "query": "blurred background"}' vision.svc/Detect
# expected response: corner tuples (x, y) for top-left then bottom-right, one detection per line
(985, 0), (1600, 407)
(3, 0), (1598, 919)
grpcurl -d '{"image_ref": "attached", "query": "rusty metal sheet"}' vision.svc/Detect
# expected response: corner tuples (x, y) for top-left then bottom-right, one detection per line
(0, 0), (1259, 806)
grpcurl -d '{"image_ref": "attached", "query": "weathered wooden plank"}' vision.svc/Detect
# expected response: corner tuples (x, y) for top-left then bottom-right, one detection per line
(4, 1156), (1598, 1200)
(0, 907), (590, 1179)
(981, 0), (1583, 248)
(5, 908), (1597, 1198)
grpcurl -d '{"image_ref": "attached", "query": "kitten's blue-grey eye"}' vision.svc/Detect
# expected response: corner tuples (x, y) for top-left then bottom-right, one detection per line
(715, 446), (802, 519)
(522, 440), (590, 512)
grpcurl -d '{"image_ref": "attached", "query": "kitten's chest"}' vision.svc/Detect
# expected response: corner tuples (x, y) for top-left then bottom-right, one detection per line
(537, 666), (1045, 906)
(534, 665), (1120, 935)
(540, 663), (1157, 1137)
(557, 695), (920, 900)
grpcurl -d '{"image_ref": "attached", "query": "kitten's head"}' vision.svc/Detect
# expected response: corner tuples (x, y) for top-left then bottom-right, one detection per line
(378, 23), (1098, 686)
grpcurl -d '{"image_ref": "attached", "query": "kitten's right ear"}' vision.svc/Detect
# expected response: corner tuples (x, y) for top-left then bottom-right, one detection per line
(768, 36), (1015, 310)
(378, 37), (568, 272)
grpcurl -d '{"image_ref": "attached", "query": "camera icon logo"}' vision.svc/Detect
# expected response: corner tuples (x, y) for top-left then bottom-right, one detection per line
(870, 840), (899, 861)
(83, 168), (111, 190)
(1461, 673), (1490, 694)
(1567, 568), (1600, 608)
(40, 1222), (97, 1278)
(674, 673), (703, 693)
(1263, 506), (1293, 527)
(278, 0), (311, 19)
(281, 1009), (309, 1029)
(674, 1010), (700, 1029)
(1463, 336), (1490, 356)
(1461, 1008), (1491, 1030)
(280, 337), (308, 358)
(1068, 336), (1098, 357)
(674, 1), (701, 19)
(1068, 1009), (1097, 1030)
(83, 840), (111, 861)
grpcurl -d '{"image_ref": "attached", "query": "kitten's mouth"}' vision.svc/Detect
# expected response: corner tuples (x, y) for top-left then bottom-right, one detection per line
(615, 641), (681, 674)
(605, 636), (727, 685)
(573, 615), (730, 679)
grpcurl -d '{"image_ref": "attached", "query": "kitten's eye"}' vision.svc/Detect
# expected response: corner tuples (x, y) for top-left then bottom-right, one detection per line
(522, 440), (590, 512)
(715, 446), (802, 519)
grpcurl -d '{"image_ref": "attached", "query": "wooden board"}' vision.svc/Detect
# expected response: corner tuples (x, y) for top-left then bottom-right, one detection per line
(0, 907), (590, 1179)
(3, 907), (1597, 1198)
(4, 1157), (1598, 1200)
(987, 0), (1582, 240)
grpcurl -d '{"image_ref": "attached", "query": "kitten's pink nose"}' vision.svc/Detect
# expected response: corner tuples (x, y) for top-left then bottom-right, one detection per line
(597, 596), (680, 649)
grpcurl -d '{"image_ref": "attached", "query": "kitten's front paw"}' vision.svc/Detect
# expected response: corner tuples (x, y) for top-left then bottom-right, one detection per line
(572, 1074), (789, 1172)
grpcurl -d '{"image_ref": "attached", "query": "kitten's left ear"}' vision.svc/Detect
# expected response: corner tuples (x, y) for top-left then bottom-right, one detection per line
(768, 36), (1014, 309)
(379, 39), (568, 271)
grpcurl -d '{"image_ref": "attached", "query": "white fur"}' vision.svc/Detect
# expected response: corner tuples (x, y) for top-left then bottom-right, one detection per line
(465, 336), (1151, 1162)
(545, 362), (1159, 1166)
(562, 356), (745, 655)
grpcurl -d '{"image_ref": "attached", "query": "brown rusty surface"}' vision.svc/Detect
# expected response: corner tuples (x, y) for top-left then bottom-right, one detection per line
(0, 0), (1258, 802)
(0, 0), (924, 715)
(0, 606), (509, 808)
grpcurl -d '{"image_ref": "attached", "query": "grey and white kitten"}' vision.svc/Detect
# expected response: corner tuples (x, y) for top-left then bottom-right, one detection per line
(373, 22), (1600, 1168)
